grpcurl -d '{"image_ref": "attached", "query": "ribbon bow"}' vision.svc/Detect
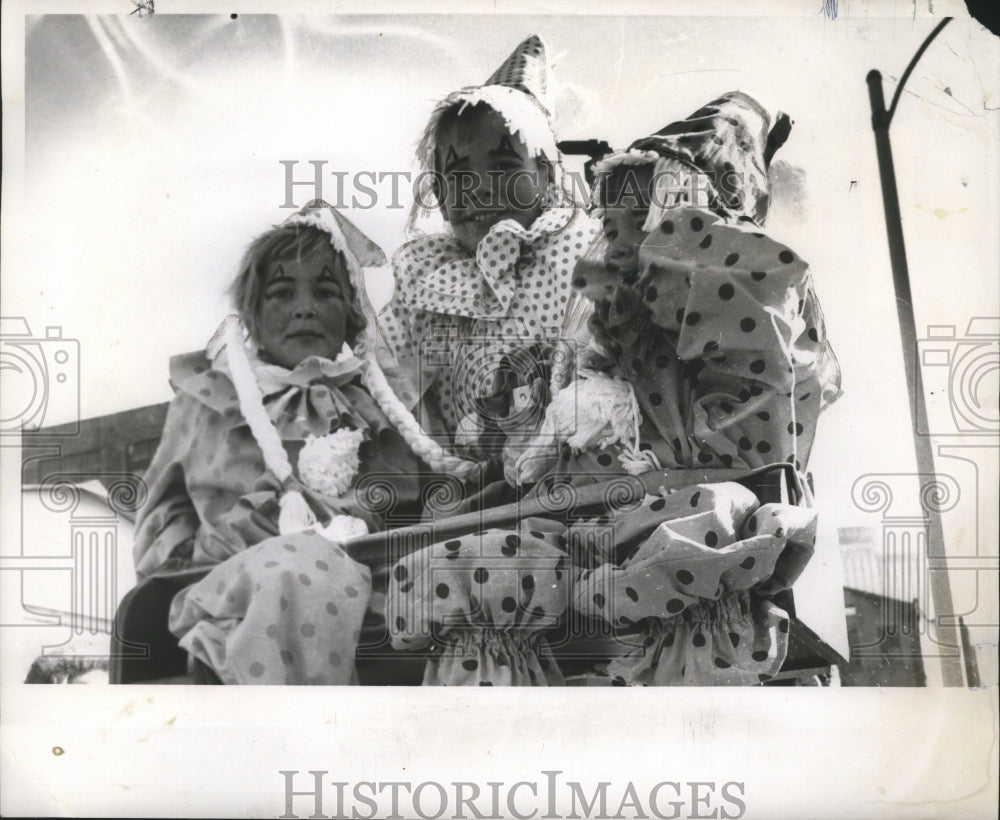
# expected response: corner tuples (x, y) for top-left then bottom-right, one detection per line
(408, 207), (574, 320)
(244, 352), (370, 440)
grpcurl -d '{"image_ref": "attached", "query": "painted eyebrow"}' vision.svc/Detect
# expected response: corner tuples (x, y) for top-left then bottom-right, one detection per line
(317, 264), (341, 283)
(488, 134), (522, 160)
(265, 264), (292, 284)
(442, 146), (468, 174)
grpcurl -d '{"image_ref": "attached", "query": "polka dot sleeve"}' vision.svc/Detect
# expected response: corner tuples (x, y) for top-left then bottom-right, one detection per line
(572, 481), (807, 685)
(635, 207), (841, 470)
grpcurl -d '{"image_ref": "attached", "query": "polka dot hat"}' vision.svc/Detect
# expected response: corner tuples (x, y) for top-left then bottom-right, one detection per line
(414, 34), (559, 216)
(593, 91), (793, 229)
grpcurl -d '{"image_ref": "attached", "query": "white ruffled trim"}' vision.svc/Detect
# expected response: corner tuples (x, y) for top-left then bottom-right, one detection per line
(419, 84), (557, 172)
(589, 152), (718, 233)
(297, 428), (364, 499)
(285, 209), (362, 286)
(591, 148), (662, 178)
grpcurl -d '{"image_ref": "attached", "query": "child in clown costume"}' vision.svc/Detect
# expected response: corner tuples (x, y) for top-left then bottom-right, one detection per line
(132, 201), (476, 685)
(385, 92), (841, 687)
(379, 34), (597, 464)
(513, 91), (842, 486)
(499, 91), (843, 685)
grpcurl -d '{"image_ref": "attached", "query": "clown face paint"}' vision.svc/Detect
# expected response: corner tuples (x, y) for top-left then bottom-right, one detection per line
(601, 164), (655, 282)
(257, 249), (350, 369)
(435, 105), (549, 252)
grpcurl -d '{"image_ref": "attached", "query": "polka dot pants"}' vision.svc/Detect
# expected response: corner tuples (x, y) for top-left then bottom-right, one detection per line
(169, 531), (371, 685)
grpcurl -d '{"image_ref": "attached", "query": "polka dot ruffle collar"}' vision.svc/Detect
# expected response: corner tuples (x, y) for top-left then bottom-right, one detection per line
(402, 206), (576, 320)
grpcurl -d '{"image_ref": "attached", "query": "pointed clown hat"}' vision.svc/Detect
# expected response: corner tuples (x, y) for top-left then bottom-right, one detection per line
(592, 91), (793, 229)
(416, 34), (559, 179)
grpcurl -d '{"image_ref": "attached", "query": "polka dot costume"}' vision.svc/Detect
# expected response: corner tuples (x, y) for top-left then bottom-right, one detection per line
(379, 206), (598, 437)
(572, 482), (812, 685)
(169, 531), (370, 685)
(133, 352), (427, 684)
(626, 91), (791, 225)
(483, 34), (549, 107)
(559, 205), (841, 478)
(387, 518), (571, 685)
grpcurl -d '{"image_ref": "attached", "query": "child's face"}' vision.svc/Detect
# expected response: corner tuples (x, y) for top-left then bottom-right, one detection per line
(435, 105), (549, 252)
(601, 164), (654, 281)
(256, 247), (351, 369)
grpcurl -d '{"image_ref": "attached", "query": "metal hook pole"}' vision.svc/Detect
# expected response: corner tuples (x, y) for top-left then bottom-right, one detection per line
(866, 18), (964, 686)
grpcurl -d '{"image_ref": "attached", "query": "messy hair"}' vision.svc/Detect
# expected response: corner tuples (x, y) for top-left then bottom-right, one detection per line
(599, 164), (655, 211)
(228, 223), (368, 348)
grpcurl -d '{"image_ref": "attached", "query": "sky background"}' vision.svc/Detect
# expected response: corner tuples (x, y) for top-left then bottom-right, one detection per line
(5, 10), (998, 539)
